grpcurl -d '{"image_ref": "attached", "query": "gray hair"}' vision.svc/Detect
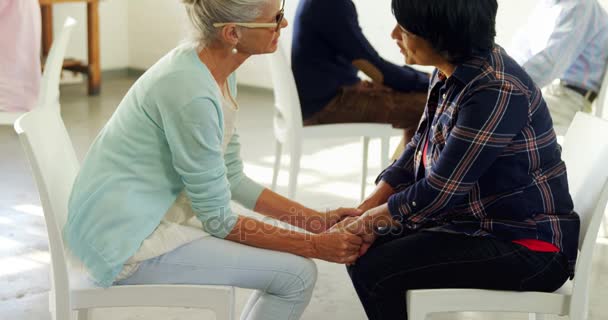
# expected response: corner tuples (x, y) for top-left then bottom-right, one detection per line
(182, 0), (268, 48)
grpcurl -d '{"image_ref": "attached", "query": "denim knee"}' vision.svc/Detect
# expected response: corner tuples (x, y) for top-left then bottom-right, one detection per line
(270, 256), (318, 301)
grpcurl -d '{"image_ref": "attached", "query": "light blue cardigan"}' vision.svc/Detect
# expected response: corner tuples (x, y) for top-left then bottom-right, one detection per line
(63, 45), (265, 287)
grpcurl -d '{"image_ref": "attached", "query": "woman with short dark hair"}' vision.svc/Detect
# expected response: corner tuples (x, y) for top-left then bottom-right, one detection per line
(331, 0), (580, 318)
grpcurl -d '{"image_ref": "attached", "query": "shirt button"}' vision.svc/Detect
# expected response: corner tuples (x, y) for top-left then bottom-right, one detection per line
(442, 93), (447, 99)
(412, 201), (417, 207)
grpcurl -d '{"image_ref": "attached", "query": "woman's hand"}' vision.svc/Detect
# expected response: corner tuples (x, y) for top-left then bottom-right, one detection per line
(358, 181), (396, 212)
(323, 207), (363, 230)
(327, 216), (377, 257)
(329, 204), (399, 257)
(311, 232), (363, 264)
(307, 207), (363, 234)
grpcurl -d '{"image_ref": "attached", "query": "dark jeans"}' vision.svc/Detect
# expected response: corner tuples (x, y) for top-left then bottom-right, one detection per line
(346, 228), (570, 320)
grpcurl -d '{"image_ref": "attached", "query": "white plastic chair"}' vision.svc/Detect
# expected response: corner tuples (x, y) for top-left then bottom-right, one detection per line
(406, 112), (608, 320)
(595, 62), (608, 119)
(0, 17), (75, 125)
(596, 63), (608, 238)
(267, 42), (402, 201)
(14, 70), (235, 320)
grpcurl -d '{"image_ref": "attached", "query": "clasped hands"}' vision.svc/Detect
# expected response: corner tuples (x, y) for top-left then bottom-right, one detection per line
(311, 201), (397, 265)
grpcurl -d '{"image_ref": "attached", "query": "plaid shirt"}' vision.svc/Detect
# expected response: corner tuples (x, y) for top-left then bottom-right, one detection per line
(379, 46), (580, 275)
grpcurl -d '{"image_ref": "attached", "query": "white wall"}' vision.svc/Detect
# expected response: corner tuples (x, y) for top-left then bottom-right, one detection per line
(53, 0), (129, 70)
(127, 0), (190, 70)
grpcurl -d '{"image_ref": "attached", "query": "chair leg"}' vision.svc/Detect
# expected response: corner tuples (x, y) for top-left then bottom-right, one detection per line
(288, 143), (302, 199)
(601, 209), (608, 238)
(380, 136), (390, 168)
(272, 141), (282, 191)
(76, 309), (90, 320)
(361, 137), (370, 202)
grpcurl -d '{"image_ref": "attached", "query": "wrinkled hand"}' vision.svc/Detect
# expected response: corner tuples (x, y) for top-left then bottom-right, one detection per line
(311, 232), (363, 264)
(321, 207), (363, 232)
(327, 216), (377, 258)
(358, 233), (377, 257)
(327, 216), (358, 233)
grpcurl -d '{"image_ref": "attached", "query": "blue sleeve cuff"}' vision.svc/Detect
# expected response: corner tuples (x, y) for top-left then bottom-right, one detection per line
(378, 166), (415, 192)
(231, 175), (265, 210)
(387, 193), (409, 224)
(201, 205), (239, 239)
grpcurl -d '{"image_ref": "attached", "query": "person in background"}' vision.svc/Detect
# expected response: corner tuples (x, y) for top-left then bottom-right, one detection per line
(292, 0), (430, 143)
(328, 0), (580, 318)
(0, 0), (41, 113)
(509, 0), (608, 135)
(63, 1), (363, 319)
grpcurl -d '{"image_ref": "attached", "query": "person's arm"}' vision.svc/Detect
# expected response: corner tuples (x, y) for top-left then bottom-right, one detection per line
(314, 1), (428, 91)
(515, 1), (593, 88)
(166, 98), (362, 263)
(358, 129), (422, 211)
(226, 215), (362, 264)
(165, 97), (238, 238)
(381, 84), (529, 228)
(253, 189), (362, 233)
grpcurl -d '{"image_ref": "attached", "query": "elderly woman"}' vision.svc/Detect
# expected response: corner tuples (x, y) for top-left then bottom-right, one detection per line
(334, 0), (581, 318)
(63, 0), (363, 319)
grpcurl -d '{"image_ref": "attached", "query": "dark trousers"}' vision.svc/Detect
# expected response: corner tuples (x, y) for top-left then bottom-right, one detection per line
(303, 81), (428, 130)
(346, 229), (570, 320)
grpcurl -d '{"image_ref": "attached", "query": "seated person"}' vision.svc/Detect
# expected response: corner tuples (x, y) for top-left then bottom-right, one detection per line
(292, 0), (430, 142)
(63, 1), (363, 319)
(330, 0), (580, 318)
(509, 0), (608, 134)
(0, 0), (41, 113)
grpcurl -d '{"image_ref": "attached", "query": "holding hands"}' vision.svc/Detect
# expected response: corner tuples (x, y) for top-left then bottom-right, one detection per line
(320, 182), (401, 261)
(310, 231), (363, 264)
(307, 207), (364, 264)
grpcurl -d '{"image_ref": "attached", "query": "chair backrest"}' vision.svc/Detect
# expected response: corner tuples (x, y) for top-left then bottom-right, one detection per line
(596, 61), (608, 119)
(13, 17), (80, 314)
(266, 41), (304, 144)
(560, 112), (608, 315)
(38, 17), (77, 111)
(14, 106), (80, 312)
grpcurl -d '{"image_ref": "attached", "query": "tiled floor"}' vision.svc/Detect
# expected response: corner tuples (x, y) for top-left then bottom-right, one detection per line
(1, 76), (607, 319)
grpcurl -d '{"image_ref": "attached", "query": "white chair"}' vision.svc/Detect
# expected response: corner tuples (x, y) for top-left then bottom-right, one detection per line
(596, 63), (608, 238)
(594, 62), (608, 119)
(14, 56), (235, 320)
(0, 17), (75, 125)
(267, 42), (402, 201)
(406, 112), (608, 320)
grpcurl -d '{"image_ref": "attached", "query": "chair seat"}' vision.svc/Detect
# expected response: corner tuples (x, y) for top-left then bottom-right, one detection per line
(65, 265), (235, 310)
(302, 122), (402, 140)
(407, 280), (573, 317)
(70, 284), (234, 310)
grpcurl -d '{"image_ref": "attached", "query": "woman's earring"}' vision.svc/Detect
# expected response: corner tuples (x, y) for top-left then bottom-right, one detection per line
(231, 47), (238, 54)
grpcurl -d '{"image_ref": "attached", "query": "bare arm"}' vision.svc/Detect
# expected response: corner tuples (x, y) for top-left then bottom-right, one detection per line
(358, 181), (396, 212)
(225, 215), (363, 264)
(254, 189), (362, 233)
